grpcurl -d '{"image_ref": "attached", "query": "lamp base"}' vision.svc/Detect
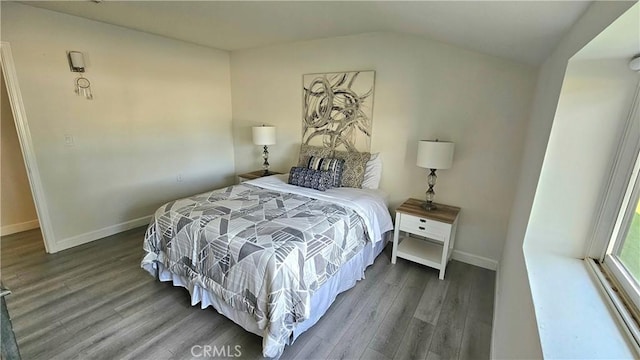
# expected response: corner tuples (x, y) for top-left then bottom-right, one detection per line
(262, 145), (270, 176)
(421, 201), (437, 211)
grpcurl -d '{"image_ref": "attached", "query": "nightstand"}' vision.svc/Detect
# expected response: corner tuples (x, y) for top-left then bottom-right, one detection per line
(392, 198), (460, 280)
(237, 170), (282, 183)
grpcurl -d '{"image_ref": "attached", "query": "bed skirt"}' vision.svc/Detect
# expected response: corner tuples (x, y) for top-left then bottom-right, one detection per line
(141, 234), (389, 348)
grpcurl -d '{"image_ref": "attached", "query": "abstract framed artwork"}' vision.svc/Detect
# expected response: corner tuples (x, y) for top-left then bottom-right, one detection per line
(302, 71), (375, 153)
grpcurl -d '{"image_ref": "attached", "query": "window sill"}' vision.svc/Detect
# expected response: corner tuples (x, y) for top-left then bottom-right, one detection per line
(524, 250), (638, 359)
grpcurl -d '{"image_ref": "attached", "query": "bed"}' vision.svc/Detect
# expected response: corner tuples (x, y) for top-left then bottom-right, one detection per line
(141, 173), (393, 357)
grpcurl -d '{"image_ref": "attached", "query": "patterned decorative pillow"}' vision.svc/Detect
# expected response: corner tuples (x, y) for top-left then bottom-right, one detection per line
(297, 144), (334, 167)
(332, 150), (372, 188)
(288, 167), (333, 191)
(307, 156), (345, 188)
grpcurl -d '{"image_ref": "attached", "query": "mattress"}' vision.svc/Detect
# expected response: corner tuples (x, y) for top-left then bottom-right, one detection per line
(141, 174), (393, 357)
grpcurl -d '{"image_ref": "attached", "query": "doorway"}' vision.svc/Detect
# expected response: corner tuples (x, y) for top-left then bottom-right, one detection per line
(1, 70), (40, 238)
(1, 42), (55, 253)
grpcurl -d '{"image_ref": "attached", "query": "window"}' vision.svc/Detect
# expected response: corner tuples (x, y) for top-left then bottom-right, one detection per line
(604, 147), (640, 314)
(589, 81), (640, 347)
(617, 195), (640, 280)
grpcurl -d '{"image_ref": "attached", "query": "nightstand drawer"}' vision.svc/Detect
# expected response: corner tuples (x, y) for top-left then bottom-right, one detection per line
(399, 214), (450, 240)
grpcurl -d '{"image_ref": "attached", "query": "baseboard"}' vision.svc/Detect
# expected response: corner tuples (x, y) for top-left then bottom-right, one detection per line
(54, 215), (151, 252)
(1, 219), (40, 236)
(451, 249), (499, 270)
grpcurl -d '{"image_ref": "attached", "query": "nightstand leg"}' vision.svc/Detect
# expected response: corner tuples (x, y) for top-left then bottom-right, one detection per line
(392, 212), (401, 264)
(439, 268), (445, 280)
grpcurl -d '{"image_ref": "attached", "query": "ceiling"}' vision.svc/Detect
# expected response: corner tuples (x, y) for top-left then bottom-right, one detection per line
(23, 1), (593, 66)
(573, 1), (639, 61)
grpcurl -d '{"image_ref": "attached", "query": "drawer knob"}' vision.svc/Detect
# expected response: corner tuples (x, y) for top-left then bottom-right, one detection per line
(419, 226), (425, 230)
(420, 219), (426, 223)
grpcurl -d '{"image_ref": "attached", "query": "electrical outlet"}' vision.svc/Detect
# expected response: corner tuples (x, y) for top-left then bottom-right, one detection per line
(176, 173), (183, 182)
(64, 134), (75, 146)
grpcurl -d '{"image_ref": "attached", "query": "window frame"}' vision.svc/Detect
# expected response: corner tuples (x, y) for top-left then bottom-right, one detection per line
(587, 80), (640, 347)
(604, 156), (640, 291)
(588, 82), (640, 261)
(603, 145), (640, 316)
(606, 149), (640, 257)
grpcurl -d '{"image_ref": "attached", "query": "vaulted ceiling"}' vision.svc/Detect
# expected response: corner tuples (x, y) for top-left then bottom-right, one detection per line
(23, 1), (593, 66)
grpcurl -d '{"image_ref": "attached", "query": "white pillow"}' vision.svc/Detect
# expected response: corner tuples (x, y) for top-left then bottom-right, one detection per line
(361, 152), (382, 189)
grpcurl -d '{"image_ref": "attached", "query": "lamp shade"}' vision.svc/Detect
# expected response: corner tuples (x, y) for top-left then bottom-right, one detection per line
(416, 140), (454, 169)
(252, 126), (276, 145)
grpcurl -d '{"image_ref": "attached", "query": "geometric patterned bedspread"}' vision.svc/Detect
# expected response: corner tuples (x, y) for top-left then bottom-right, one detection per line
(141, 183), (369, 357)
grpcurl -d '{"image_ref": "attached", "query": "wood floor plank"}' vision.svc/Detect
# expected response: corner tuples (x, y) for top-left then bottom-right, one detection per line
(414, 275), (450, 325)
(83, 305), (194, 359)
(58, 302), (124, 341)
(16, 320), (70, 359)
(362, 347), (391, 360)
(10, 286), (87, 328)
(311, 254), (391, 344)
(428, 316), (463, 359)
(4, 233), (141, 277)
(467, 267), (496, 325)
(20, 308), (123, 360)
(427, 261), (474, 359)
(284, 335), (334, 360)
(1, 227), (494, 360)
(384, 258), (411, 285)
(10, 266), (147, 330)
(9, 260), (146, 318)
(52, 295), (189, 360)
(280, 331), (315, 360)
(393, 318), (434, 360)
(166, 314), (242, 359)
(59, 279), (159, 334)
(113, 283), (191, 319)
(224, 328), (263, 360)
(458, 317), (491, 360)
(370, 265), (430, 358)
(0, 273), (21, 290)
(127, 346), (175, 360)
(5, 281), (73, 313)
(327, 282), (399, 359)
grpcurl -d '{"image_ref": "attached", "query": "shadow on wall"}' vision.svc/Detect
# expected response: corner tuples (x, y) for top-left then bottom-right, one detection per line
(121, 172), (238, 221)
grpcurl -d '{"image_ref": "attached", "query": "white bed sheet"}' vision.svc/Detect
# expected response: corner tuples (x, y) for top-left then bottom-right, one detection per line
(246, 174), (393, 244)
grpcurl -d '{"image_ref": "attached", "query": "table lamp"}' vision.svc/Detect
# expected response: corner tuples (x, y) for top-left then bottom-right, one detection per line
(416, 139), (455, 211)
(252, 125), (276, 176)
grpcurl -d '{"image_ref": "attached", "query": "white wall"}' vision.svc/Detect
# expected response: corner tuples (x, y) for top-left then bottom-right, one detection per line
(1, 70), (39, 234)
(230, 32), (536, 266)
(528, 58), (639, 257)
(1, 3), (234, 251)
(492, 2), (636, 358)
